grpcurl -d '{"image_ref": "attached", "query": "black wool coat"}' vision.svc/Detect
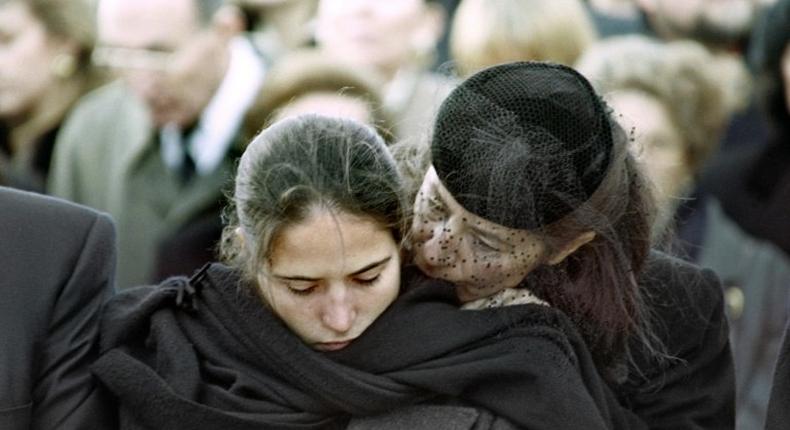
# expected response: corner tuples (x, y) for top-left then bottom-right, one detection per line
(617, 251), (735, 430)
(0, 187), (117, 429)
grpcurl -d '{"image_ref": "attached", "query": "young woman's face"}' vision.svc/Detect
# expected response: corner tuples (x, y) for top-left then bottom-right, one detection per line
(410, 166), (549, 302)
(258, 209), (400, 351)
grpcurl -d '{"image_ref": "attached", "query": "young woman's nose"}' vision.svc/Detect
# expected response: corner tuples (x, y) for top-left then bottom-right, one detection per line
(321, 286), (356, 334)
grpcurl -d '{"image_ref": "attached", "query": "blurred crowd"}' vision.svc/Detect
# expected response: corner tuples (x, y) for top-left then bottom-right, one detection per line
(1, 0), (789, 428)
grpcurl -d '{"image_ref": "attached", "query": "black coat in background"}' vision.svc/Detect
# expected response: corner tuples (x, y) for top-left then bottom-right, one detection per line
(618, 251), (734, 429)
(0, 187), (117, 429)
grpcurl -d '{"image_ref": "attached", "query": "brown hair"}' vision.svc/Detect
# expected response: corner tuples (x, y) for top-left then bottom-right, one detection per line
(450, 0), (597, 77)
(222, 115), (408, 283)
(576, 35), (739, 173)
(20, 0), (95, 72)
(241, 49), (396, 145)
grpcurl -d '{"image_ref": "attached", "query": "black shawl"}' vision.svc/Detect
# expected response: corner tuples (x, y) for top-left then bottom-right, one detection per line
(92, 264), (644, 429)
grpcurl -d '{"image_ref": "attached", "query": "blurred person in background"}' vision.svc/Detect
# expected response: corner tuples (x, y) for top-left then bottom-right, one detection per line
(451, 0), (597, 77)
(578, 38), (789, 429)
(0, 187), (116, 429)
(48, 0), (267, 289)
(693, 3), (790, 426)
(233, 0), (316, 62)
(151, 48), (396, 281)
(633, 0), (757, 52)
(314, 0), (454, 148)
(239, 48), (394, 142)
(576, 35), (735, 250)
(0, 0), (103, 192)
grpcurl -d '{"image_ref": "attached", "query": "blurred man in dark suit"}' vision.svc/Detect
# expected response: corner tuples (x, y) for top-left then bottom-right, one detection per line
(0, 187), (116, 429)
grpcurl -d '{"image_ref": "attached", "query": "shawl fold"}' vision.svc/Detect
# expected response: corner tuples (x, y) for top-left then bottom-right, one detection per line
(93, 264), (645, 429)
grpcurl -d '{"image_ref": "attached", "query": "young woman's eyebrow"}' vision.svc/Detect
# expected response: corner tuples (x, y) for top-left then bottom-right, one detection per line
(350, 256), (392, 276)
(272, 256), (392, 281)
(272, 274), (320, 282)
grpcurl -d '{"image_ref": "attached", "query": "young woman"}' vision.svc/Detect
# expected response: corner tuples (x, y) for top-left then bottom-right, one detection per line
(92, 115), (643, 429)
(405, 61), (735, 429)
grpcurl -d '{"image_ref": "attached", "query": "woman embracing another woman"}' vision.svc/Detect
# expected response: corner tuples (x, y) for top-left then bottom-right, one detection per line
(91, 61), (734, 429)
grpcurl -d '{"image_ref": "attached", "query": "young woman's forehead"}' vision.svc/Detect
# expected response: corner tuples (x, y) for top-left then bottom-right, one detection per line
(267, 211), (396, 279)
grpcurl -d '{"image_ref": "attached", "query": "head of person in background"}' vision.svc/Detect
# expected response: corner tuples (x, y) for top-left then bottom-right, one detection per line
(231, 0), (317, 62)
(0, 0), (101, 189)
(450, 0), (597, 77)
(634, 0), (757, 51)
(221, 114), (408, 351)
(313, 0), (445, 83)
(241, 49), (395, 144)
(408, 61), (657, 378)
(93, 0), (247, 129)
(576, 35), (736, 236)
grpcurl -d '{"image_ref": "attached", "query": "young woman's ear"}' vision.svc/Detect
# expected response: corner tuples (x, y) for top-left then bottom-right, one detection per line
(546, 231), (596, 265)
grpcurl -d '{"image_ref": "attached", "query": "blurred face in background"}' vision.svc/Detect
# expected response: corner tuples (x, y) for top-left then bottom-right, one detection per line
(0, 1), (74, 121)
(608, 90), (689, 203)
(639, 0), (756, 45)
(96, 0), (231, 128)
(315, 0), (443, 79)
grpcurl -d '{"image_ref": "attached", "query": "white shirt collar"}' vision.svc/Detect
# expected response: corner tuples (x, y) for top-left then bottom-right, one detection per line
(161, 36), (266, 175)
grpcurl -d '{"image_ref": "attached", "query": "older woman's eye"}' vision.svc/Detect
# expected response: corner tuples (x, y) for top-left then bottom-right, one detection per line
(473, 238), (500, 253)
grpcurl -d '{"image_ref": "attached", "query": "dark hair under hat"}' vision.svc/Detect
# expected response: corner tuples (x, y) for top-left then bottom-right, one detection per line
(431, 61), (613, 230)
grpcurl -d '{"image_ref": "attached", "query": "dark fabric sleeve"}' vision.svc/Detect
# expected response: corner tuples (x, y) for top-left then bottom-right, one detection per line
(622, 259), (735, 430)
(31, 212), (117, 430)
(766, 320), (790, 430)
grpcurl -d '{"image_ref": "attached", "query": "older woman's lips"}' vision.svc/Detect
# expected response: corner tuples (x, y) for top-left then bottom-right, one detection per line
(315, 340), (352, 351)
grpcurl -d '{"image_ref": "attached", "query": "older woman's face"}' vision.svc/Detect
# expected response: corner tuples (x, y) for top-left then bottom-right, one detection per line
(258, 209), (400, 351)
(0, 2), (64, 119)
(410, 166), (549, 302)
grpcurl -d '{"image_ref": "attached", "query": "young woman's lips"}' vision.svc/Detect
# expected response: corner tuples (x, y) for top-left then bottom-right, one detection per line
(315, 340), (352, 351)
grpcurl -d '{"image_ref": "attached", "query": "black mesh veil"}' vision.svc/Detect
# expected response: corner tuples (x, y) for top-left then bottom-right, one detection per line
(431, 61), (613, 230)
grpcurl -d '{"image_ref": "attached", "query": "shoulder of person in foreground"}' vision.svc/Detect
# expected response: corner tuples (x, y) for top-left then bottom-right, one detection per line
(622, 249), (735, 430)
(0, 187), (117, 429)
(766, 318), (790, 430)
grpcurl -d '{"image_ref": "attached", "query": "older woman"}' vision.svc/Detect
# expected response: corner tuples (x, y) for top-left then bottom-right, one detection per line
(406, 61), (734, 429)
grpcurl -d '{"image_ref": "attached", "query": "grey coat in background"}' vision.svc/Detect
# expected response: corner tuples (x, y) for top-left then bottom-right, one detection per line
(0, 187), (116, 429)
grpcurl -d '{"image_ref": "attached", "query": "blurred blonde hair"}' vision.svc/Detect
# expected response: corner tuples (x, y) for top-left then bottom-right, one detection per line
(576, 35), (746, 172)
(241, 49), (396, 145)
(450, 0), (597, 77)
